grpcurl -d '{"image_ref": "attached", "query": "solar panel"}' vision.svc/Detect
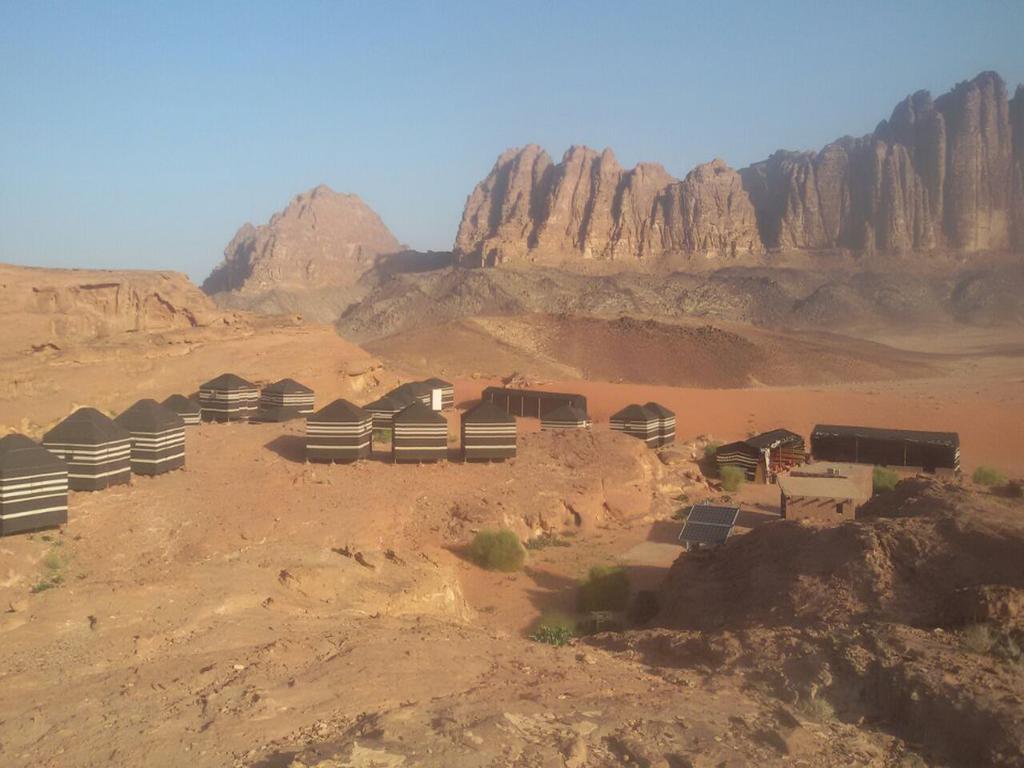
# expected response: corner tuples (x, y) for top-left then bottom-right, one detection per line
(678, 504), (740, 546)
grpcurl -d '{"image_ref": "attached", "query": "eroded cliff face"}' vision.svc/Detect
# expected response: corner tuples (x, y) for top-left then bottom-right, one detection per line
(456, 71), (1024, 265)
(203, 185), (401, 294)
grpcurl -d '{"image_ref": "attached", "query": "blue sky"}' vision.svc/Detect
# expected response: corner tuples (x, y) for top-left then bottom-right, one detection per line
(2, 1), (1023, 282)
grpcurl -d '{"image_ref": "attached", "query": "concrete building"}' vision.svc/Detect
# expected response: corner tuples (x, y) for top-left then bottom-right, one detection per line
(777, 462), (872, 523)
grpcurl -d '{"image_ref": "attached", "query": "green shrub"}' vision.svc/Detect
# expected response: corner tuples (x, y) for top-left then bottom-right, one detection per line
(529, 612), (575, 646)
(468, 529), (525, 572)
(719, 465), (745, 492)
(525, 533), (570, 550)
(703, 442), (722, 462)
(961, 623), (994, 654)
(797, 693), (835, 722)
(873, 466), (900, 493)
(972, 465), (1007, 487)
(578, 565), (630, 613)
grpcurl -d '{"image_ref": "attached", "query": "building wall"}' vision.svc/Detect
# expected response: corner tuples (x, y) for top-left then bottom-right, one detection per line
(781, 494), (857, 523)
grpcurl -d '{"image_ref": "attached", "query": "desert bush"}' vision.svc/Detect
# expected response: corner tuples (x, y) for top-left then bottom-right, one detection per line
(529, 612), (575, 646)
(468, 529), (525, 572)
(719, 465), (745, 492)
(873, 466), (900, 493)
(961, 623), (994, 654)
(972, 465), (1007, 487)
(703, 442), (722, 462)
(797, 693), (835, 722)
(372, 428), (391, 444)
(577, 565), (630, 613)
(525, 533), (570, 550)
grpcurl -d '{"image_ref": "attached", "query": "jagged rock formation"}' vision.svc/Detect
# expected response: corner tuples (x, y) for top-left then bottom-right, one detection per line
(203, 185), (401, 294)
(456, 71), (1024, 265)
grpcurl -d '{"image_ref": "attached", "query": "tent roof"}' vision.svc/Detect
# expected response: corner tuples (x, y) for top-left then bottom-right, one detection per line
(385, 385), (421, 406)
(742, 428), (804, 450)
(463, 400), (516, 423)
(199, 372), (257, 391)
(642, 401), (675, 418)
(364, 395), (403, 411)
(0, 433), (66, 474)
(394, 400), (447, 424)
(309, 398), (371, 422)
(162, 394), (201, 415)
(611, 404), (656, 422)
(543, 403), (589, 421)
(43, 407), (129, 444)
(812, 424), (959, 448)
(421, 377), (453, 388)
(115, 399), (185, 432)
(262, 378), (313, 394)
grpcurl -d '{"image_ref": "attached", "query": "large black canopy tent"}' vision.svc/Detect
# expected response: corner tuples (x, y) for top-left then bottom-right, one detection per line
(392, 401), (448, 463)
(305, 399), (373, 462)
(482, 387), (588, 419)
(161, 394), (202, 426)
(257, 378), (315, 422)
(115, 399), (186, 476)
(461, 401), (517, 461)
(0, 434), (68, 536)
(42, 407), (132, 491)
(198, 373), (259, 422)
(811, 424), (960, 473)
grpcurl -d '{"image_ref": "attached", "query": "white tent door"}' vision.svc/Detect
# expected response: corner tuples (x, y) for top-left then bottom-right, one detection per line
(431, 388), (442, 411)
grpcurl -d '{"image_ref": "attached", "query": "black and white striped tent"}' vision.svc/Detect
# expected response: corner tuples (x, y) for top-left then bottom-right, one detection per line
(198, 373), (259, 422)
(610, 404), (659, 447)
(306, 399), (373, 462)
(42, 407), (132, 491)
(388, 382), (432, 408)
(115, 399), (186, 476)
(393, 401), (448, 463)
(364, 394), (407, 430)
(541, 404), (592, 431)
(643, 402), (676, 447)
(0, 434), (68, 536)
(422, 377), (455, 410)
(461, 401), (517, 461)
(161, 394), (202, 426)
(257, 378), (315, 422)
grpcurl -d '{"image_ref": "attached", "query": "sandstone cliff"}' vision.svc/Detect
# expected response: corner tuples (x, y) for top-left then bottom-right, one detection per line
(203, 185), (401, 294)
(456, 71), (1024, 265)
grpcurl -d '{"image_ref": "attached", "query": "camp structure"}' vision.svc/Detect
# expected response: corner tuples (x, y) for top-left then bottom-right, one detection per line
(540, 403), (592, 431)
(364, 394), (408, 430)
(778, 462), (873, 523)
(482, 386), (588, 419)
(392, 401), (448, 463)
(643, 402), (676, 447)
(42, 407), (132, 491)
(461, 401), (517, 461)
(257, 378), (315, 422)
(810, 424), (960, 475)
(422, 377), (455, 410)
(0, 434), (68, 536)
(161, 394), (201, 426)
(198, 373), (259, 422)
(305, 399), (373, 462)
(609, 404), (659, 447)
(716, 429), (805, 483)
(678, 503), (740, 551)
(388, 381), (433, 409)
(115, 399), (186, 476)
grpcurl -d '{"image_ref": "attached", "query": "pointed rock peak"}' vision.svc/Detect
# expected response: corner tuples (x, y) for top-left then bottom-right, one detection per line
(685, 158), (734, 182)
(561, 145), (600, 164)
(497, 145), (548, 166)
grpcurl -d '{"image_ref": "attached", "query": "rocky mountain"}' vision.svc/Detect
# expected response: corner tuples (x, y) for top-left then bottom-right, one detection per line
(456, 71), (1024, 265)
(202, 185), (402, 295)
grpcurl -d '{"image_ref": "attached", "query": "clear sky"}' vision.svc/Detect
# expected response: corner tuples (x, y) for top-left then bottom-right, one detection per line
(2, 1), (1023, 282)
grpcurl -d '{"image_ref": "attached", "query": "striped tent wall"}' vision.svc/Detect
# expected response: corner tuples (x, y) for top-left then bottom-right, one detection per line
(257, 378), (315, 422)
(364, 395), (406, 430)
(540, 404), (592, 431)
(643, 402), (676, 447)
(715, 443), (761, 481)
(162, 394), (202, 426)
(42, 408), (132, 491)
(610, 404), (659, 448)
(0, 434), (68, 536)
(422, 378), (455, 410)
(393, 402), (448, 463)
(198, 373), (259, 422)
(461, 402), (517, 461)
(116, 400), (186, 476)
(306, 399), (373, 462)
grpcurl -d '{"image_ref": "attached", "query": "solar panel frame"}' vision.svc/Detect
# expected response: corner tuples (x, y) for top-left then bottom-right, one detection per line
(678, 503), (740, 546)
(686, 504), (740, 527)
(679, 521), (732, 546)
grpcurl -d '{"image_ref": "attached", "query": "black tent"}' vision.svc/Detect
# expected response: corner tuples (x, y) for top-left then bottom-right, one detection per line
(305, 399), (373, 462)
(392, 401), (448, 463)
(810, 424), (960, 473)
(198, 373), (259, 422)
(161, 394), (202, 426)
(257, 378), (315, 422)
(461, 401), (517, 461)
(364, 394), (407, 430)
(610, 404), (659, 448)
(42, 407), (132, 491)
(643, 402), (676, 447)
(422, 377), (455, 410)
(115, 399), (186, 476)
(0, 434), (68, 536)
(541, 403), (592, 431)
(388, 382), (432, 407)
(717, 429), (805, 482)
(483, 386), (587, 419)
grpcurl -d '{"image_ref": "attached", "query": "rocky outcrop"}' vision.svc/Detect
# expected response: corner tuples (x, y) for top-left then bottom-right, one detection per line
(203, 185), (401, 294)
(456, 71), (1024, 265)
